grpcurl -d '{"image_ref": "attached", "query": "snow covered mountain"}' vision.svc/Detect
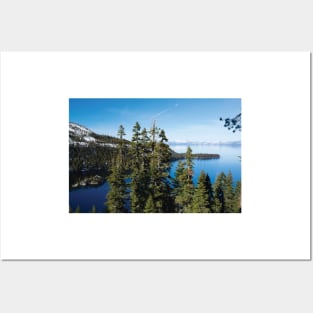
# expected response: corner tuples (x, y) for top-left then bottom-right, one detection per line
(69, 122), (96, 145)
(69, 122), (92, 136)
(69, 122), (120, 147)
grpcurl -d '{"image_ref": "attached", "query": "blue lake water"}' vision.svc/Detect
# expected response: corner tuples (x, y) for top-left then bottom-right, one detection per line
(69, 144), (241, 213)
(70, 182), (110, 213)
(169, 144), (241, 185)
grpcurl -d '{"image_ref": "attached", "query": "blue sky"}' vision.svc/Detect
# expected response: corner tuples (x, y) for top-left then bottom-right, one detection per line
(69, 98), (241, 143)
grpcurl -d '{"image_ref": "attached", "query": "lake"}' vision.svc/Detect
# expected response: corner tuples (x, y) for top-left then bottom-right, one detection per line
(169, 144), (241, 184)
(69, 144), (241, 213)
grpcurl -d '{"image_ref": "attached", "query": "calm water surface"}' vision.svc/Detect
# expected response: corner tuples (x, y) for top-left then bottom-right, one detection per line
(170, 144), (241, 184)
(69, 144), (241, 212)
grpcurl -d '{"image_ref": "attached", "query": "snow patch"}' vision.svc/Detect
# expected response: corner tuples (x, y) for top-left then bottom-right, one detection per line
(69, 122), (92, 136)
(84, 136), (96, 142)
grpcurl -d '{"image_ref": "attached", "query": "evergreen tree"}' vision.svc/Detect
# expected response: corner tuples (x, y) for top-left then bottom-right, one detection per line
(106, 125), (127, 213)
(140, 127), (150, 170)
(118, 124), (127, 166)
(118, 124), (125, 139)
(154, 128), (173, 212)
(106, 159), (127, 213)
(224, 171), (235, 213)
(213, 172), (226, 213)
(173, 160), (186, 212)
(145, 122), (173, 212)
(144, 194), (156, 213)
(185, 146), (194, 184)
(192, 170), (210, 213)
(204, 173), (214, 212)
(75, 205), (80, 213)
(129, 122), (148, 213)
(174, 146), (194, 212)
(233, 181), (241, 213)
(183, 146), (194, 212)
(91, 204), (97, 213)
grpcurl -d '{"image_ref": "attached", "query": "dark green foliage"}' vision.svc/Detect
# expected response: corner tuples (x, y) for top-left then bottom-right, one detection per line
(106, 164), (127, 212)
(220, 113), (241, 133)
(117, 125), (125, 140)
(70, 122), (241, 214)
(144, 194), (156, 213)
(192, 171), (210, 213)
(144, 122), (173, 213)
(106, 126), (128, 213)
(170, 151), (220, 161)
(213, 172), (226, 213)
(174, 147), (195, 213)
(212, 172), (241, 213)
(233, 181), (241, 213)
(106, 121), (174, 213)
(130, 122), (148, 213)
(204, 173), (214, 212)
(173, 160), (186, 212)
(224, 171), (235, 213)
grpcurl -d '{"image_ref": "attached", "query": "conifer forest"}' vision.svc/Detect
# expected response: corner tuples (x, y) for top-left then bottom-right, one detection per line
(69, 120), (241, 213)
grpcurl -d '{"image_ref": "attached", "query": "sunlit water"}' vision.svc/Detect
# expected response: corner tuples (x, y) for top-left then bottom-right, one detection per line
(169, 144), (241, 184)
(69, 144), (241, 212)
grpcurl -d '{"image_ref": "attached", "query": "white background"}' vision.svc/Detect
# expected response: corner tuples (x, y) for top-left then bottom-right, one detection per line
(0, 51), (310, 260)
(0, 1), (312, 313)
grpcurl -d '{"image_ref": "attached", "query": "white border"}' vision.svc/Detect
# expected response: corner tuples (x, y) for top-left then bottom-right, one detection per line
(0, 52), (310, 259)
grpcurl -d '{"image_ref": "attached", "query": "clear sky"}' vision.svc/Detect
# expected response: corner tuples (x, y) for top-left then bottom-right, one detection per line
(69, 98), (241, 143)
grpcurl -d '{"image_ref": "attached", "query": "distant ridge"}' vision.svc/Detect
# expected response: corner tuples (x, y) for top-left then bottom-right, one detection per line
(168, 140), (241, 146)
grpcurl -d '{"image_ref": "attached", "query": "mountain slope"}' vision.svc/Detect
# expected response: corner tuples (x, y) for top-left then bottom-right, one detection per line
(69, 122), (127, 147)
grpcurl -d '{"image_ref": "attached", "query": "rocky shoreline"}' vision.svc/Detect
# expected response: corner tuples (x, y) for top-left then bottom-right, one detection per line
(71, 175), (105, 188)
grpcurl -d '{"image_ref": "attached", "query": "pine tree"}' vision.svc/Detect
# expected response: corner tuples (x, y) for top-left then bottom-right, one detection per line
(75, 205), (80, 213)
(204, 173), (214, 212)
(106, 160), (127, 213)
(233, 181), (241, 213)
(183, 146), (194, 212)
(91, 204), (97, 213)
(174, 146), (194, 212)
(144, 194), (156, 213)
(118, 124), (125, 139)
(174, 160), (186, 212)
(213, 172), (226, 213)
(129, 122), (149, 213)
(140, 127), (150, 173)
(145, 122), (173, 212)
(224, 171), (235, 213)
(186, 146), (194, 184)
(117, 124), (127, 167)
(106, 125), (127, 213)
(154, 128), (173, 212)
(192, 170), (210, 213)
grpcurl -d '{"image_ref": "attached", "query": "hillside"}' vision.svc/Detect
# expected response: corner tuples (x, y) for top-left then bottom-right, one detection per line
(69, 122), (127, 147)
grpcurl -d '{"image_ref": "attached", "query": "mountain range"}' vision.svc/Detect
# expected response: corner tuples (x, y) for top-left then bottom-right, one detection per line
(69, 122), (240, 147)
